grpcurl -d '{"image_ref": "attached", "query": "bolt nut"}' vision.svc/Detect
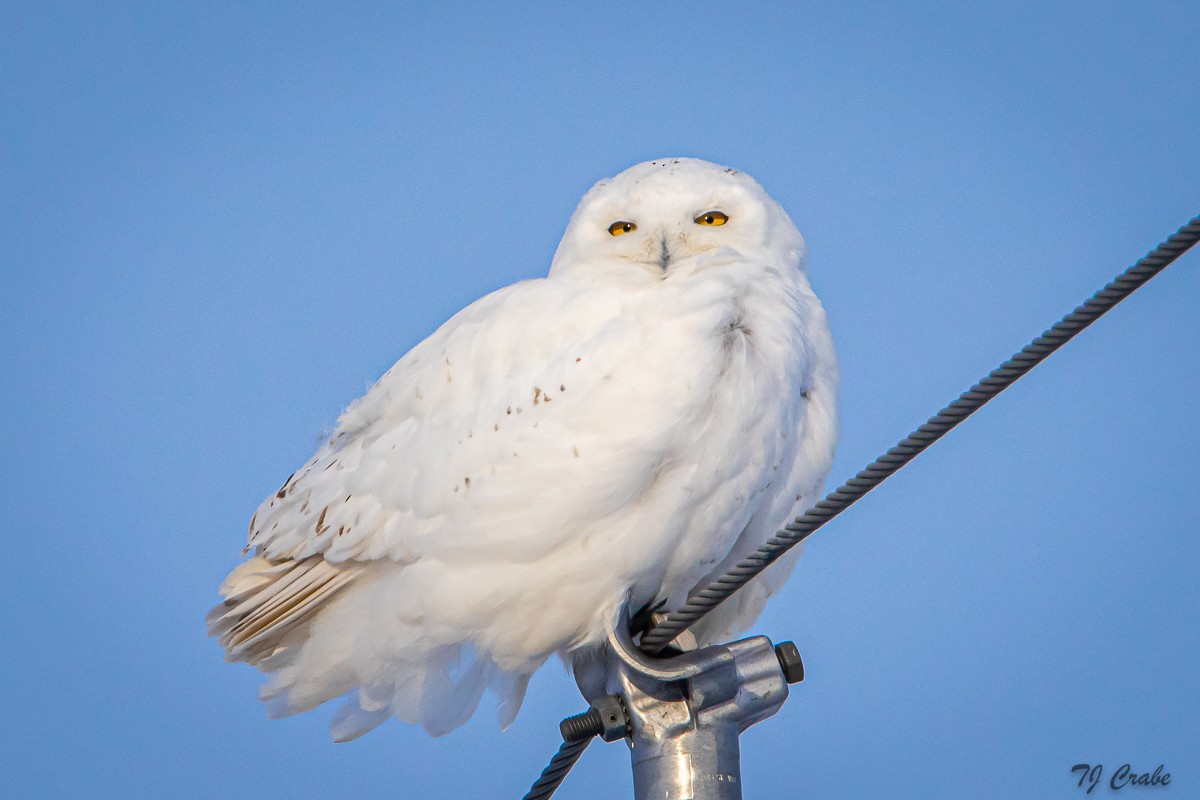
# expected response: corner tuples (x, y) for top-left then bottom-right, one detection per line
(774, 641), (804, 684)
(591, 694), (630, 742)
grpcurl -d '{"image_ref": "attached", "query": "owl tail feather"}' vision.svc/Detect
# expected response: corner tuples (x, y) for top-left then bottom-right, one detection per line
(208, 555), (535, 740)
(206, 555), (360, 666)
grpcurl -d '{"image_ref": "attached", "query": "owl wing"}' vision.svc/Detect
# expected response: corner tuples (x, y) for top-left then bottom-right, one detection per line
(243, 277), (689, 567)
(209, 275), (706, 684)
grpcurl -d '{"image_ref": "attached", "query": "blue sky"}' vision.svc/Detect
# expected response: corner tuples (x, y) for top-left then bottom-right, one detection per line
(2, 3), (1197, 798)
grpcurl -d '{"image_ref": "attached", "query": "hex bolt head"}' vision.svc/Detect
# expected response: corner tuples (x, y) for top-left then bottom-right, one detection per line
(774, 641), (804, 684)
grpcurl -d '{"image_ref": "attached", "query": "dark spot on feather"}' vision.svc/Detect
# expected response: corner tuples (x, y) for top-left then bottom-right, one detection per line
(575, 357), (581, 363)
(506, 406), (512, 415)
(533, 387), (542, 405)
(725, 316), (751, 341)
(247, 511), (257, 538)
(276, 472), (296, 499)
(316, 507), (330, 534)
(494, 423), (500, 431)
(454, 484), (459, 492)
(324, 460), (337, 471)
(345, 494), (351, 503)
(795, 494), (802, 502)
(800, 390), (810, 400)
(300, 500), (309, 514)
(573, 446), (580, 458)
(337, 526), (346, 536)
(464, 477), (471, 488)
(559, 384), (566, 392)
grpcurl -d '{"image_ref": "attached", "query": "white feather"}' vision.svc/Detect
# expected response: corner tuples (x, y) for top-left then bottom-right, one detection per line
(209, 158), (839, 739)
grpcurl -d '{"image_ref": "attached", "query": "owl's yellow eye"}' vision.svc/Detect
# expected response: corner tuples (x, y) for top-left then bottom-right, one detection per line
(694, 210), (729, 226)
(608, 220), (637, 236)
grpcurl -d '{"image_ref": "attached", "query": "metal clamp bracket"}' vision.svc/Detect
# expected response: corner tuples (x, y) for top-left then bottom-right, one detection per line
(572, 607), (803, 799)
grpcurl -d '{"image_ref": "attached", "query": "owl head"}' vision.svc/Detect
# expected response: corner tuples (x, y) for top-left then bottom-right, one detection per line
(549, 158), (806, 283)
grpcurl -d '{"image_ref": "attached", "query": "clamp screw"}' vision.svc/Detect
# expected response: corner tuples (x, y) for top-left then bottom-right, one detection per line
(559, 694), (629, 743)
(558, 708), (603, 742)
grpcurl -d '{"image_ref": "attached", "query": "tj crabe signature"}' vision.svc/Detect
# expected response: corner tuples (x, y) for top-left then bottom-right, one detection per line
(1072, 764), (1171, 794)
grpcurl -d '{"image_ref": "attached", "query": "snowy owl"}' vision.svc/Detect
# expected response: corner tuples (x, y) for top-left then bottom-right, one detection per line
(208, 158), (838, 741)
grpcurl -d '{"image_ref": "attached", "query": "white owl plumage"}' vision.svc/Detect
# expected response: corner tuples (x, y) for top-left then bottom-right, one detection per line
(208, 158), (838, 741)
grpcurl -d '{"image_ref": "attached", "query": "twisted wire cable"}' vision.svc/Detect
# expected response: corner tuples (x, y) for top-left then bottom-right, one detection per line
(520, 214), (1200, 798)
(521, 736), (592, 800)
(639, 214), (1200, 654)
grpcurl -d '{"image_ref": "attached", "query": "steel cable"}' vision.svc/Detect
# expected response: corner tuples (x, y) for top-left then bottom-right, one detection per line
(521, 737), (592, 800)
(639, 213), (1200, 653)
(521, 213), (1200, 798)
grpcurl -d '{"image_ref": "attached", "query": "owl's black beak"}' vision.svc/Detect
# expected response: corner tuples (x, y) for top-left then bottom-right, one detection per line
(657, 236), (671, 271)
